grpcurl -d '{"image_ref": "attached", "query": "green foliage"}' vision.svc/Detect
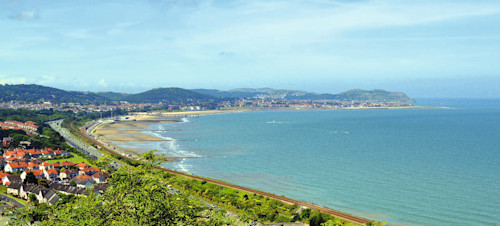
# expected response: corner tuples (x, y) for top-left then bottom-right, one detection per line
(95, 154), (113, 172)
(165, 174), (302, 223)
(334, 89), (414, 103)
(0, 84), (109, 104)
(24, 172), (38, 184)
(139, 150), (167, 170)
(15, 203), (50, 223)
(38, 179), (49, 188)
(20, 167), (213, 225)
(28, 193), (38, 204)
(309, 211), (326, 226)
(69, 181), (77, 187)
(57, 193), (77, 205)
(122, 87), (216, 104)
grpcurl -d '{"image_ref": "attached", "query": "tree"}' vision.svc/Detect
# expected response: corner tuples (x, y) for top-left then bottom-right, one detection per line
(309, 211), (326, 226)
(69, 181), (77, 187)
(95, 154), (112, 172)
(24, 172), (37, 184)
(38, 179), (49, 188)
(28, 193), (38, 205)
(139, 150), (167, 169)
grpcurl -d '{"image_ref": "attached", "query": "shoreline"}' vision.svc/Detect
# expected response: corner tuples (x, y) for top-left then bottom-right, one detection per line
(92, 106), (439, 158)
(91, 110), (243, 158)
(71, 119), (373, 225)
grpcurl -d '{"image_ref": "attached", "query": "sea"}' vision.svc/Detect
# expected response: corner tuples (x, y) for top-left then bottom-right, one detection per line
(115, 99), (500, 225)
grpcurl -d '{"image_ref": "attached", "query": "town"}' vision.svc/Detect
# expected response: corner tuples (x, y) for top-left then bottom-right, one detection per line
(0, 98), (412, 114)
(0, 121), (109, 206)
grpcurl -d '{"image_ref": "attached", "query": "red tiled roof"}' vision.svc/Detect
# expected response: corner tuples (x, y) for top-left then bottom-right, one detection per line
(46, 169), (58, 175)
(60, 161), (75, 166)
(9, 162), (28, 168)
(75, 174), (92, 180)
(76, 162), (90, 168)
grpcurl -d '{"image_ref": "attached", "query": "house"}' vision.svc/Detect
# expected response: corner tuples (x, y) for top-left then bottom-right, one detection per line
(2, 175), (21, 186)
(15, 183), (61, 205)
(4, 162), (29, 173)
(2, 137), (13, 146)
(6, 181), (22, 196)
(51, 162), (61, 168)
(91, 172), (110, 184)
(28, 149), (43, 158)
(44, 168), (59, 181)
(39, 162), (52, 171)
(93, 183), (110, 195)
(75, 174), (92, 180)
(59, 161), (76, 168)
(19, 183), (42, 200)
(76, 162), (90, 170)
(49, 182), (85, 196)
(79, 167), (100, 176)
(20, 170), (45, 181)
(38, 189), (61, 205)
(41, 149), (55, 159)
(70, 178), (95, 188)
(59, 169), (78, 181)
(28, 162), (40, 170)
(3, 150), (16, 158)
(0, 172), (10, 184)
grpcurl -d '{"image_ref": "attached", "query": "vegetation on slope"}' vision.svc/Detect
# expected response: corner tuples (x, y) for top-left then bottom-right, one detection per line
(0, 84), (108, 104)
(334, 89), (415, 103)
(122, 87), (216, 104)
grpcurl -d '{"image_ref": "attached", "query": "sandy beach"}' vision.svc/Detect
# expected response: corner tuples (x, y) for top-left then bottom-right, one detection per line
(92, 110), (239, 156)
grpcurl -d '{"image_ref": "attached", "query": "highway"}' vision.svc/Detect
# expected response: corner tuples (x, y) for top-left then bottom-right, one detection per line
(46, 119), (120, 169)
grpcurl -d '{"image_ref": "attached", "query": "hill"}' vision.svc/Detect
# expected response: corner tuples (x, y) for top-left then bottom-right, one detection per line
(193, 88), (412, 102)
(334, 89), (415, 103)
(95, 92), (130, 101)
(122, 87), (216, 103)
(0, 84), (108, 104)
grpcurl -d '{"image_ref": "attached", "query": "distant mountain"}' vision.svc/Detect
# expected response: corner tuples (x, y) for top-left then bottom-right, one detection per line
(0, 84), (413, 105)
(0, 84), (108, 104)
(95, 92), (130, 101)
(122, 87), (216, 103)
(193, 88), (413, 103)
(334, 89), (415, 103)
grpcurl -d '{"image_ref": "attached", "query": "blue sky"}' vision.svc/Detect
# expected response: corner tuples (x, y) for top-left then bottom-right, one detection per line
(1, 0), (499, 98)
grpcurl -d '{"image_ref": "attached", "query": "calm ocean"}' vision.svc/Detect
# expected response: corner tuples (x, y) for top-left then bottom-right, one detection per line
(120, 99), (500, 225)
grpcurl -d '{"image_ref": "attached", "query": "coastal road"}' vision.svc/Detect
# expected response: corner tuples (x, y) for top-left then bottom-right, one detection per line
(67, 120), (373, 225)
(47, 119), (121, 169)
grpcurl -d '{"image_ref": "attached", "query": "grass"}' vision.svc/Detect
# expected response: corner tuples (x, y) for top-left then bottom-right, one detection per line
(46, 153), (92, 165)
(0, 186), (28, 205)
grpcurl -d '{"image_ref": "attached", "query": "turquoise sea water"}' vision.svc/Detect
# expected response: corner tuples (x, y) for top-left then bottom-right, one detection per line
(117, 99), (500, 225)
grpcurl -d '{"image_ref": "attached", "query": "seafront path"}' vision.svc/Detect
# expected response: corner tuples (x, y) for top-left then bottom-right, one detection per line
(67, 120), (373, 225)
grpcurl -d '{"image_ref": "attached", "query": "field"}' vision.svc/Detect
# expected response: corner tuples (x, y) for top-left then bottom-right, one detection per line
(46, 153), (92, 165)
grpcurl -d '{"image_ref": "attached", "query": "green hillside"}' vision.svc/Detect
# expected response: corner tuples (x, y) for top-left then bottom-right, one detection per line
(0, 84), (108, 104)
(95, 92), (130, 101)
(122, 87), (216, 103)
(334, 89), (415, 103)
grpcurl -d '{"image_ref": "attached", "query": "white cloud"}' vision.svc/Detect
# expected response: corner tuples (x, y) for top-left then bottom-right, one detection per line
(0, 75), (27, 85)
(9, 9), (39, 20)
(98, 79), (108, 87)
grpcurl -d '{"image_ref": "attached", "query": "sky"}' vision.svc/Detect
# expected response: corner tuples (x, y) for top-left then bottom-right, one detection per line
(0, 0), (499, 98)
